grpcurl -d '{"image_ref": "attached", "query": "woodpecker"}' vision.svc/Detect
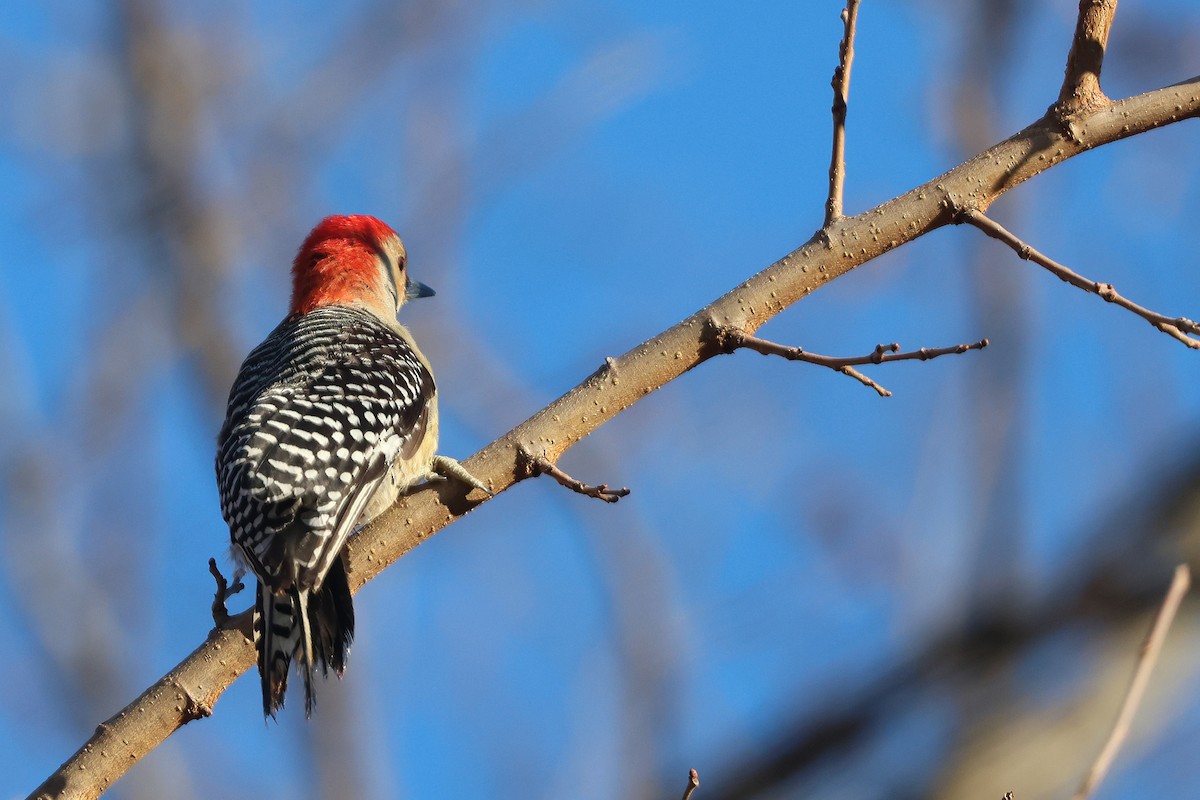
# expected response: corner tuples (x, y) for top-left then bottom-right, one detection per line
(216, 214), (488, 717)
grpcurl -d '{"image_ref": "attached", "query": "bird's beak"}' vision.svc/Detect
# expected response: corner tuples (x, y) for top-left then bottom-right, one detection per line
(406, 280), (435, 300)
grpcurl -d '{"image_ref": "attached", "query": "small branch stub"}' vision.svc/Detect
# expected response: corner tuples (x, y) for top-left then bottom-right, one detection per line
(958, 208), (1200, 348)
(208, 558), (245, 628)
(824, 0), (861, 228)
(717, 324), (988, 397)
(529, 454), (630, 503)
(681, 769), (701, 800)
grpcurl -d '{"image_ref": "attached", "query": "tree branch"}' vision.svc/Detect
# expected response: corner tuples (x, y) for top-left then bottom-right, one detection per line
(529, 454), (630, 503)
(28, 65), (1200, 800)
(681, 768), (700, 800)
(958, 209), (1200, 348)
(1056, 0), (1118, 117)
(717, 325), (987, 397)
(28, 616), (252, 800)
(824, 0), (861, 228)
(1072, 564), (1191, 800)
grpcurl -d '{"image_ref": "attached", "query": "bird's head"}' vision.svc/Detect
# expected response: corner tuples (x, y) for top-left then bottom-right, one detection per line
(290, 214), (434, 317)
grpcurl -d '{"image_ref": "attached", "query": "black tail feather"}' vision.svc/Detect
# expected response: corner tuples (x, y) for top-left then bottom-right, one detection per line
(311, 555), (355, 676)
(254, 556), (355, 718)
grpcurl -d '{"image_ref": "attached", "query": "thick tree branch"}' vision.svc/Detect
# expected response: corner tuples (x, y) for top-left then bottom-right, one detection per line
(29, 65), (1200, 800)
(825, 0), (860, 227)
(1072, 564), (1191, 800)
(1056, 0), (1118, 117)
(28, 616), (252, 800)
(717, 325), (987, 397)
(958, 209), (1200, 348)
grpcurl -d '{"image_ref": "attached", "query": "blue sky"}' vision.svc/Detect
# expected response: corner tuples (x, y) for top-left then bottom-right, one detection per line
(3, 2), (1200, 798)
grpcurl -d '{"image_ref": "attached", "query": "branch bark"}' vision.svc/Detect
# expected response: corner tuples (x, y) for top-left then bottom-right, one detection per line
(28, 64), (1200, 800)
(1056, 0), (1118, 117)
(824, 0), (861, 227)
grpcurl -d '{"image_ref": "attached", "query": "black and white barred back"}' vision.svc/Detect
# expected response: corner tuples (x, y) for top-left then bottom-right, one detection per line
(216, 304), (434, 716)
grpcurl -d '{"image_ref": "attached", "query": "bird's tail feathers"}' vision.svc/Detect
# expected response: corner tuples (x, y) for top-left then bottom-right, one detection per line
(254, 557), (355, 718)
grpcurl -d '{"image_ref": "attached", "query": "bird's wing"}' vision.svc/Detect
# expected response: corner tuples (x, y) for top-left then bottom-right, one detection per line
(219, 311), (433, 590)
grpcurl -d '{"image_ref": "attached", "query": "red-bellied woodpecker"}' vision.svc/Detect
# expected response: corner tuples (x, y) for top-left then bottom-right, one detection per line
(216, 214), (488, 717)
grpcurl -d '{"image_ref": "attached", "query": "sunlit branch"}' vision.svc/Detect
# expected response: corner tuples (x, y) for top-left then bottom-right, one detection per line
(959, 208), (1200, 349)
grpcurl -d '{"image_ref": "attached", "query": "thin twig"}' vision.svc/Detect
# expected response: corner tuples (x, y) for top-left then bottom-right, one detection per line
(681, 769), (700, 800)
(1056, 0), (1118, 117)
(718, 325), (988, 398)
(1073, 563), (1191, 800)
(532, 456), (631, 503)
(824, 0), (860, 228)
(959, 209), (1200, 348)
(207, 558), (245, 628)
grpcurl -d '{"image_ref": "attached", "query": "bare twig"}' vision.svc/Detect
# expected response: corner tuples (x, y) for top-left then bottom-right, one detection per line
(531, 455), (631, 503)
(718, 325), (988, 397)
(29, 67), (1200, 800)
(681, 769), (700, 800)
(1073, 564), (1191, 800)
(958, 209), (1200, 348)
(1056, 0), (1118, 117)
(207, 558), (245, 628)
(824, 0), (861, 228)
